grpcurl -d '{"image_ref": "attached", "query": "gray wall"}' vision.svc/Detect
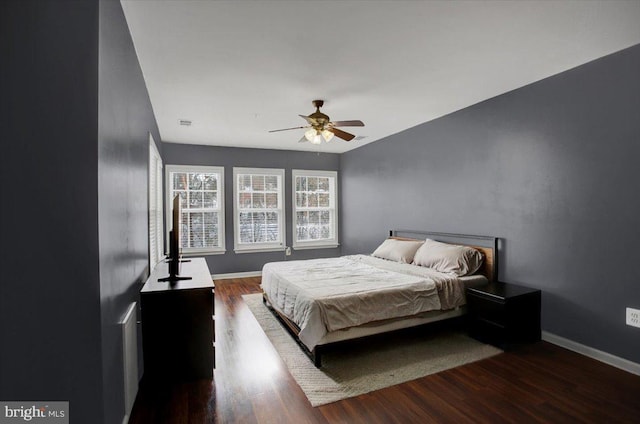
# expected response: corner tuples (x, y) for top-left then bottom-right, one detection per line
(0, 2), (161, 424)
(98, 2), (162, 424)
(0, 0), (104, 421)
(341, 44), (640, 364)
(162, 143), (341, 274)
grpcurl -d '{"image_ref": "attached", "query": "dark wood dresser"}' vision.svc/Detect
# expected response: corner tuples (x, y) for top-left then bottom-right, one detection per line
(466, 281), (541, 349)
(141, 257), (215, 381)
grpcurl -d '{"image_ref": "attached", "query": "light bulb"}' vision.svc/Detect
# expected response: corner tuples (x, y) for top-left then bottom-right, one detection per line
(304, 128), (317, 142)
(311, 134), (322, 145)
(321, 129), (334, 142)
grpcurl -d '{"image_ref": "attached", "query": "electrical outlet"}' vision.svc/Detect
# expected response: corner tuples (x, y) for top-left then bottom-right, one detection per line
(627, 307), (640, 328)
(285, 246), (292, 256)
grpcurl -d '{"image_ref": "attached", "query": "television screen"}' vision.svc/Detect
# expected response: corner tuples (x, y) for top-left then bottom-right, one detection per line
(159, 194), (191, 283)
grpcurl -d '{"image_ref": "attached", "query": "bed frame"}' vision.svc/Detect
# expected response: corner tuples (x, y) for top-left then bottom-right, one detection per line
(262, 230), (498, 367)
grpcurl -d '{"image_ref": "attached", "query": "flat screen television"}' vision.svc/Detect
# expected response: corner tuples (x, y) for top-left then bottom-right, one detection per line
(158, 194), (191, 283)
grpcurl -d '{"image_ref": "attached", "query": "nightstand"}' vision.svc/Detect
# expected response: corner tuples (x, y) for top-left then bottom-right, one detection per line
(466, 281), (541, 349)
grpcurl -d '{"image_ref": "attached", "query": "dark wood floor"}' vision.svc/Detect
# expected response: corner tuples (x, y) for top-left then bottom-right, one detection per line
(130, 277), (640, 423)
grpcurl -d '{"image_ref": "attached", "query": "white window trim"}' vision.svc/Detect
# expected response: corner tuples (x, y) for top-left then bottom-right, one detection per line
(148, 134), (164, 270)
(165, 164), (226, 255)
(292, 169), (339, 249)
(233, 167), (286, 253)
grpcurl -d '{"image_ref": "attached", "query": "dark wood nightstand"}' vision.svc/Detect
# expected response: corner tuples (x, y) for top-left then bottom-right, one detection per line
(466, 281), (541, 349)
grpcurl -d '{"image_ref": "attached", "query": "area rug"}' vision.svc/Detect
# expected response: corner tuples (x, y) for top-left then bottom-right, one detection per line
(242, 293), (502, 406)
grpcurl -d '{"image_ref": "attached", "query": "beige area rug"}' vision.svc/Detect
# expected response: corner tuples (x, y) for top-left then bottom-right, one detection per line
(242, 293), (502, 407)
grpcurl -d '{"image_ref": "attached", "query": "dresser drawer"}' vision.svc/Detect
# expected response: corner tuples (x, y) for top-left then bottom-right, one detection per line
(469, 316), (506, 347)
(466, 292), (506, 326)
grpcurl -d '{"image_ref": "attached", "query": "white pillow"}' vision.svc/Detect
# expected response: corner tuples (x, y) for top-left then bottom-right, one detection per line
(412, 239), (484, 276)
(372, 239), (424, 264)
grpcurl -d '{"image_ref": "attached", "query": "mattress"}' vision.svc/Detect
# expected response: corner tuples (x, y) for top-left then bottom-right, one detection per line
(261, 255), (485, 349)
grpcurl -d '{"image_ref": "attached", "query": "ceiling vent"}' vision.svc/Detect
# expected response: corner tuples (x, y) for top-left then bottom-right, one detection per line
(178, 119), (192, 126)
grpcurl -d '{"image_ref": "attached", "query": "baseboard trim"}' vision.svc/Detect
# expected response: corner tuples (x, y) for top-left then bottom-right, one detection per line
(542, 331), (640, 376)
(213, 271), (262, 280)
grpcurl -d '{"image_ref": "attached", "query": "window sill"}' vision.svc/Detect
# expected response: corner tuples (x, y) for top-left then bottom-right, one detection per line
(181, 249), (226, 257)
(292, 243), (340, 251)
(234, 247), (286, 254)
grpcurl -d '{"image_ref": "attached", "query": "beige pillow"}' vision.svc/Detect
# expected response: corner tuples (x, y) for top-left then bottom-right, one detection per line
(372, 239), (424, 264)
(412, 239), (483, 276)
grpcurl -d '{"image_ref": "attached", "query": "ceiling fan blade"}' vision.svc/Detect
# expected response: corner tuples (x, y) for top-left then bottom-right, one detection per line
(299, 114), (318, 125)
(330, 120), (365, 127)
(329, 127), (356, 141)
(268, 125), (309, 133)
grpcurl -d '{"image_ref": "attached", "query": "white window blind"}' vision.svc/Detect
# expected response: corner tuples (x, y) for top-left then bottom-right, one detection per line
(148, 135), (164, 269)
(292, 170), (338, 249)
(233, 167), (285, 252)
(166, 165), (225, 255)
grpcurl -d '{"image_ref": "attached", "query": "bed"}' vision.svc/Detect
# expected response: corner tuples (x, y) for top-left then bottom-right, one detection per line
(261, 230), (498, 367)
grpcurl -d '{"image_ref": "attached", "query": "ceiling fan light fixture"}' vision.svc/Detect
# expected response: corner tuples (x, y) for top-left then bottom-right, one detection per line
(304, 128), (323, 144)
(269, 100), (364, 144)
(304, 128), (317, 142)
(321, 129), (334, 142)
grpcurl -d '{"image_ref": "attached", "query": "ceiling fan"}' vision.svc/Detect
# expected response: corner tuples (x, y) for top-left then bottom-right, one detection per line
(269, 100), (364, 144)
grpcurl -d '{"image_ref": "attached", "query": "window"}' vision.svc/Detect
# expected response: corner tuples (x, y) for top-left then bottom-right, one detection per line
(292, 170), (338, 249)
(233, 167), (285, 252)
(166, 165), (225, 255)
(148, 135), (164, 269)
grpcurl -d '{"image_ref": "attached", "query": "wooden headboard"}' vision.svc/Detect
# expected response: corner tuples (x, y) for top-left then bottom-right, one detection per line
(389, 230), (498, 282)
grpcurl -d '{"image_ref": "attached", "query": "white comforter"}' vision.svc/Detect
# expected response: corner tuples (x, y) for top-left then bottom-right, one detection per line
(261, 255), (462, 349)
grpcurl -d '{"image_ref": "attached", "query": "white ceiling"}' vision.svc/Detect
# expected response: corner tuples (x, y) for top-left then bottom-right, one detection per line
(121, 0), (640, 154)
